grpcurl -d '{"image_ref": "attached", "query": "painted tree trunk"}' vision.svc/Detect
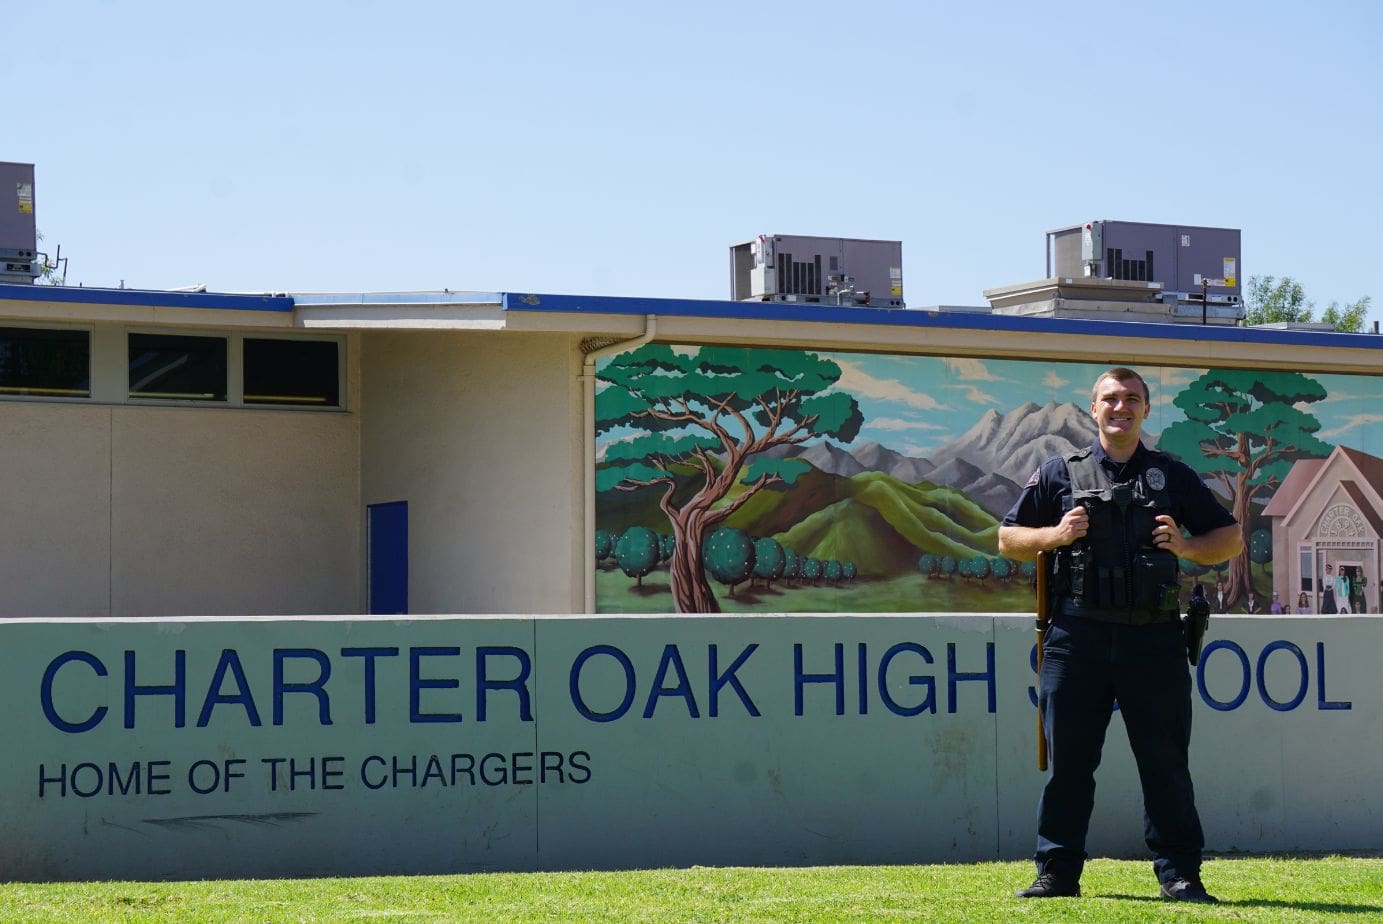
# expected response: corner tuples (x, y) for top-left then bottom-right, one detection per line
(668, 522), (718, 613)
(1227, 465), (1255, 606)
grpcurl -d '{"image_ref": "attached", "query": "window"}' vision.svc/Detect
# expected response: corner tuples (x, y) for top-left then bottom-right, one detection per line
(1, 327), (342, 409)
(128, 333), (227, 401)
(0, 327), (90, 397)
(244, 338), (340, 407)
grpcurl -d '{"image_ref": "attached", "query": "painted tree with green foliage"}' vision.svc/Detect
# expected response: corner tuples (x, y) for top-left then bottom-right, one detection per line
(783, 548), (801, 584)
(704, 527), (756, 596)
(751, 536), (787, 588)
(596, 344), (862, 612)
(614, 526), (661, 587)
(1159, 369), (1332, 604)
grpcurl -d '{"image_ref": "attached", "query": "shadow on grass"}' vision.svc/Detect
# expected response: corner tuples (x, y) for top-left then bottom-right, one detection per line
(1102, 893), (1383, 913)
(625, 582), (670, 597)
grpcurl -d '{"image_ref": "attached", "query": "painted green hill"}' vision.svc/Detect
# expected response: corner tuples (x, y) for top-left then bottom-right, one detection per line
(851, 472), (999, 552)
(775, 499), (918, 575)
(597, 459), (1000, 578)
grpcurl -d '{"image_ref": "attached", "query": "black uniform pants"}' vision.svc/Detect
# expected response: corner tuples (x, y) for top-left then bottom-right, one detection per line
(1034, 611), (1205, 885)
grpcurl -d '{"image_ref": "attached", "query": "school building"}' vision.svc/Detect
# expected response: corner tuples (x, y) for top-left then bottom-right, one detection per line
(2, 281), (1381, 880)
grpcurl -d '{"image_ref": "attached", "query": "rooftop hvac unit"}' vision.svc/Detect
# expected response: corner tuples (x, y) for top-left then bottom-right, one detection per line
(1046, 220), (1242, 316)
(730, 234), (904, 308)
(1, 162), (39, 284)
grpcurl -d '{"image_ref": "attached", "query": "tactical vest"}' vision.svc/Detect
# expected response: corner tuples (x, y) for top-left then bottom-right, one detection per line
(1052, 448), (1182, 623)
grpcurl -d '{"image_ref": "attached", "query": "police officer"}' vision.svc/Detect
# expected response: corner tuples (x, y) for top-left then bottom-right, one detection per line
(999, 367), (1242, 904)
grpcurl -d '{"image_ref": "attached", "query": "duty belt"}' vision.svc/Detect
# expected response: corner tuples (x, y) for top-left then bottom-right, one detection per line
(1058, 598), (1179, 626)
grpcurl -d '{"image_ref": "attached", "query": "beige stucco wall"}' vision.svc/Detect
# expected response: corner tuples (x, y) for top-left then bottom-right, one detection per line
(359, 329), (584, 614)
(0, 389), (361, 619)
(0, 403), (113, 617)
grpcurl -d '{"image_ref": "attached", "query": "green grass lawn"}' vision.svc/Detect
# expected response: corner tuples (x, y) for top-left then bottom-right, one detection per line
(3, 856), (1382, 922)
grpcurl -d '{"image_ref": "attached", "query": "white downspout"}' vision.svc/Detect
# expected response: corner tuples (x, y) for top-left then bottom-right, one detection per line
(581, 316), (657, 613)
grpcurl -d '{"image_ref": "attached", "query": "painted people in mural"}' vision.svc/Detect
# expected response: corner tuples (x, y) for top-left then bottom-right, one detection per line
(1322, 564), (1339, 614)
(594, 344), (1381, 616)
(999, 367), (1242, 903)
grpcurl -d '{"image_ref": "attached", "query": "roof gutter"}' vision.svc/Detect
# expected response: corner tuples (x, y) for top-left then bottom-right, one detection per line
(580, 315), (657, 612)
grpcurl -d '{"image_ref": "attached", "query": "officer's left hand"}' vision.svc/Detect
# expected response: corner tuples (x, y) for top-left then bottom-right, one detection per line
(1152, 515), (1188, 556)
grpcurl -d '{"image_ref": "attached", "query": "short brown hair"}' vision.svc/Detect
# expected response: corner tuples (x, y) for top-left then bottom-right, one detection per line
(1092, 367), (1150, 404)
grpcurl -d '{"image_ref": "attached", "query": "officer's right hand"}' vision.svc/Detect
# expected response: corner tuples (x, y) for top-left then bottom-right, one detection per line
(1054, 505), (1089, 547)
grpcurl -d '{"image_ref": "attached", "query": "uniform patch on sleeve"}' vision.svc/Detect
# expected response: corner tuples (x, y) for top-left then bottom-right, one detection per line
(1024, 469), (1040, 488)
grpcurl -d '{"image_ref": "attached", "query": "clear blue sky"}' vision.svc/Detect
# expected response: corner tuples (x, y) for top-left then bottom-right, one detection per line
(9, 1), (1381, 323)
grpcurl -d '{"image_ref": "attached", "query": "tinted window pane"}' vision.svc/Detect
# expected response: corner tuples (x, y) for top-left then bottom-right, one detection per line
(0, 327), (90, 397)
(128, 333), (226, 401)
(244, 339), (339, 406)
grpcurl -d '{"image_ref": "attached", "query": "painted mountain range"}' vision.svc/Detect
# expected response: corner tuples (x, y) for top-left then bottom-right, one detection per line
(761, 401), (1105, 518)
(597, 402), (1116, 577)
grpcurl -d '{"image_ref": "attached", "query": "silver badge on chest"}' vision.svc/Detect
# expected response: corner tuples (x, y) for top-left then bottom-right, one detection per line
(1145, 467), (1166, 491)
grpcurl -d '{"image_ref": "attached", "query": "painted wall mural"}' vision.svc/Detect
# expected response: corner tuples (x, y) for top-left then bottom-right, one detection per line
(594, 344), (1383, 615)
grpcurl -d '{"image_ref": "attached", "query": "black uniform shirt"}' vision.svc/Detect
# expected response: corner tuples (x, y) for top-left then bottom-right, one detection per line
(1002, 442), (1236, 536)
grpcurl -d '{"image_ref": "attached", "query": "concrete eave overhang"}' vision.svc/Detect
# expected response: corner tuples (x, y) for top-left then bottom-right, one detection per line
(498, 293), (1383, 376)
(291, 291), (507, 329)
(5, 284), (1381, 376)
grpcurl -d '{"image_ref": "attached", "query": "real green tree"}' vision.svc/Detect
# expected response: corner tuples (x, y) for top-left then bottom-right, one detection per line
(36, 230), (66, 285)
(1321, 296), (1371, 333)
(1245, 274), (1370, 332)
(1245, 275), (1312, 325)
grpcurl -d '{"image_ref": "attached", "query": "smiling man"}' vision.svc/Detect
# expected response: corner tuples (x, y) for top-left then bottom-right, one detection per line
(999, 367), (1242, 904)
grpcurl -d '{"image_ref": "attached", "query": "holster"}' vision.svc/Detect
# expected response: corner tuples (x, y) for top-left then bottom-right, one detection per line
(1185, 596), (1211, 666)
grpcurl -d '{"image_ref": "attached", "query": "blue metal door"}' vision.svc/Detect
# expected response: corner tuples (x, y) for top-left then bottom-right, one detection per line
(367, 501), (408, 615)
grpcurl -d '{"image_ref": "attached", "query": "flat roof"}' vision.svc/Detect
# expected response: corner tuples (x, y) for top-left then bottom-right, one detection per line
(499, 292), (1381, 351)
(0, 281), (293, 312)
(2, 282), (1380, 353)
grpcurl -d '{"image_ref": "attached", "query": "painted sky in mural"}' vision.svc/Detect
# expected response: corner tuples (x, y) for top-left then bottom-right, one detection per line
(832, 356), (1379, 460)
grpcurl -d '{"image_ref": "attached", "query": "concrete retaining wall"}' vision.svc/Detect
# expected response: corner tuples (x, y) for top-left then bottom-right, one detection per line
(3, 613), (1375, 881)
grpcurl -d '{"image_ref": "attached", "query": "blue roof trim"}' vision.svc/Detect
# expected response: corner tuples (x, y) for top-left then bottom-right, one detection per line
(291, 291), (503, 305)
(502, 292), (1383, 350)
(0, 282), (293, 312)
